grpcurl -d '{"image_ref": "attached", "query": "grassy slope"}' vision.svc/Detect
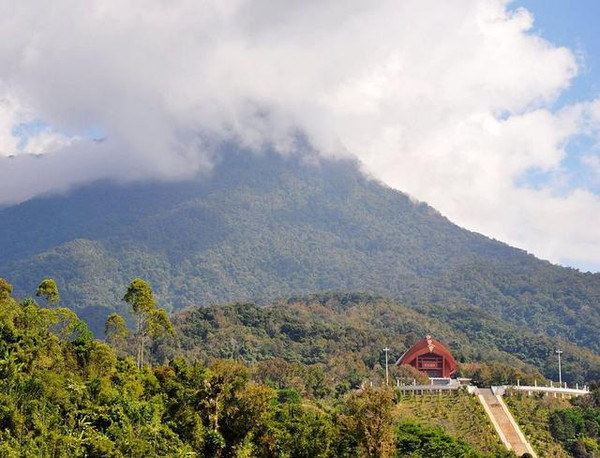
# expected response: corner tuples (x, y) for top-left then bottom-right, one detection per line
(395, 391), (507, 455)
(504, 393), (571, 457)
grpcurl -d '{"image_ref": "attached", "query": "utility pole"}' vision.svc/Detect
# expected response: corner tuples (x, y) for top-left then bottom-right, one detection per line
(383, 347), (390, 386)
(556, 349), (563, 385)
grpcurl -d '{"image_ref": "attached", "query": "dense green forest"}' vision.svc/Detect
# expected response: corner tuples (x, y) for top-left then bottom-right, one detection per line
(0, 277), (521, 457)
(2, 275), (600, 456)
(160, 293), (600, 385)
(1, 152), (599, 359)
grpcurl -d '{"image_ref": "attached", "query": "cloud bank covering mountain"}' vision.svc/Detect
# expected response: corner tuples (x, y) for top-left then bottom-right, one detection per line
(1, 0), (600, 270)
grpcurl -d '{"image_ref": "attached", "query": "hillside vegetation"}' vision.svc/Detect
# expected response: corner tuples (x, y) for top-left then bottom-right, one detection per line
(396, 392), (504, 455)
(162, 294), (600, 385)
(504, 393), (571, 457)
(505, 390), (600, 458)
(0, 277), (517, 457)
(0, 152), (599, 361)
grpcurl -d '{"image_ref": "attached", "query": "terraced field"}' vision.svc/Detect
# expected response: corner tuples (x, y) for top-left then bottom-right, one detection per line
(396, 390), (507, 455)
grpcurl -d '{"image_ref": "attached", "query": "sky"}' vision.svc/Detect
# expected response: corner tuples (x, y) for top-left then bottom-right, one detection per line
(0, 0), (600, 272)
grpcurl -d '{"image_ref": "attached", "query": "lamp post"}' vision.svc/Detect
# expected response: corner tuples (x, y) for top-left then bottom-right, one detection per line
(383, 347), (391, 386)
(556, 349), (563, 385)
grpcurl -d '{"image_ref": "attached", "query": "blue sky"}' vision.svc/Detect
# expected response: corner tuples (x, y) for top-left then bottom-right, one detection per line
(514, 0), (600, 271)
(503, 1), (600, 273)
(516, 0), (600, 194)
(516, 1), (600, 105)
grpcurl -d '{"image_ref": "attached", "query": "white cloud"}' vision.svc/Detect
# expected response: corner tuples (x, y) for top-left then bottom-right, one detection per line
(0, 86), (72, 157)
(0, 0), (600, 270)
(0, 97), (21, 157)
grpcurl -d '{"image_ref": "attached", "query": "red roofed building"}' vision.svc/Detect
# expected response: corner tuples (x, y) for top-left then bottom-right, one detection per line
(396, 335), (457, 378)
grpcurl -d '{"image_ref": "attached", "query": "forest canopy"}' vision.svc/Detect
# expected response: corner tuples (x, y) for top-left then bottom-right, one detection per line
(0, 276), (525, 457)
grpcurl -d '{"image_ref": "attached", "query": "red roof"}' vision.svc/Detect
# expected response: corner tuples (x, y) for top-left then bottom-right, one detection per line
(396, 335), (457, 375)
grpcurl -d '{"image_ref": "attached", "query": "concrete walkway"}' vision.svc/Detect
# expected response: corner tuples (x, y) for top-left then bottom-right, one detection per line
(478, 388), (537, 457)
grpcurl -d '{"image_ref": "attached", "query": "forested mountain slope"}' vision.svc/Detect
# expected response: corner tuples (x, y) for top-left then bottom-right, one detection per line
(162, 294), (600, 385)
(1, 278), (517, 457)
(0, 151), (599, 349)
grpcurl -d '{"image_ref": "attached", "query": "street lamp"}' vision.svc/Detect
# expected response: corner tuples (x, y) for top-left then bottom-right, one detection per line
(383, 347), (391, 386)
(556, 349), (563, 385)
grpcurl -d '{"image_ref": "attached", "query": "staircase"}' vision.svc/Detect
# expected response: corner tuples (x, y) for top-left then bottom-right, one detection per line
(478, 388), (537, 457)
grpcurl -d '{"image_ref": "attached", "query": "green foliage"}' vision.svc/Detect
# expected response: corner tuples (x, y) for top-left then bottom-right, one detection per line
(459, 361), (546, 387)
(504, 392), (578, 457)
(394, 421), (512, 458)
(546, 398), (600, 457)
(1, 152), (599, 367)
(121, 278), (174, 369)
(0, 276), (525, 457)
(105, 312), (129, 341)
(149, 308), (175, 339)
(161, 294), (599, 390)
(395, 391), (508, 455)
(0, 277), (13, 301)
(123, 278), (156, 315)
(338, 387), (397, 458)
(35, 278), (60, 306)
(549, 409), (586, 444)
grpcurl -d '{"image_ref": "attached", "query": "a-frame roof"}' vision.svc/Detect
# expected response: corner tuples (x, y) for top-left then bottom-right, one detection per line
(395, 335), (457, 369)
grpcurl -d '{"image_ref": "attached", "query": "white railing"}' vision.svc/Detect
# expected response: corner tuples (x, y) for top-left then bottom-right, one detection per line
(494, 381), (591, 397)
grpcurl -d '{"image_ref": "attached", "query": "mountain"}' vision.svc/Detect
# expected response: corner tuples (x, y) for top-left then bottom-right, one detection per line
(1, 150), (599, 352)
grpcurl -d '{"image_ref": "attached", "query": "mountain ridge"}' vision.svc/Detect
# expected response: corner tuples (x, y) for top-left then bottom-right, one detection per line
(1, 150), (599, 352)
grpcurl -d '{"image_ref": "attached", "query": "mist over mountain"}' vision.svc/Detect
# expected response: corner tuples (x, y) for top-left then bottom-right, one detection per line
(1, 151), (599, 349)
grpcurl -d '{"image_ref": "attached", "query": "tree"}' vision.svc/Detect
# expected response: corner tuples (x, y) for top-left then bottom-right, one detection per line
(222, 382), (275, 450)
(36, 278), (60, 306)
(394, 422), (482, 458)
(339, 387), (396, 458)
(0, 277), (12, 302)
(122, 278), (174, 369)
(105, 313), (130, 343)
(549, 408), (585, 445)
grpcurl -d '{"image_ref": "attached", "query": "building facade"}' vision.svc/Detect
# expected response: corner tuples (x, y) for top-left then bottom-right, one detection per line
(396, 335), (457, 378)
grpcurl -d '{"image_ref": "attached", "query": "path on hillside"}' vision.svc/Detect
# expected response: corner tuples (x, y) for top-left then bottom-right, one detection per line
(478, 388), (537, 457)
